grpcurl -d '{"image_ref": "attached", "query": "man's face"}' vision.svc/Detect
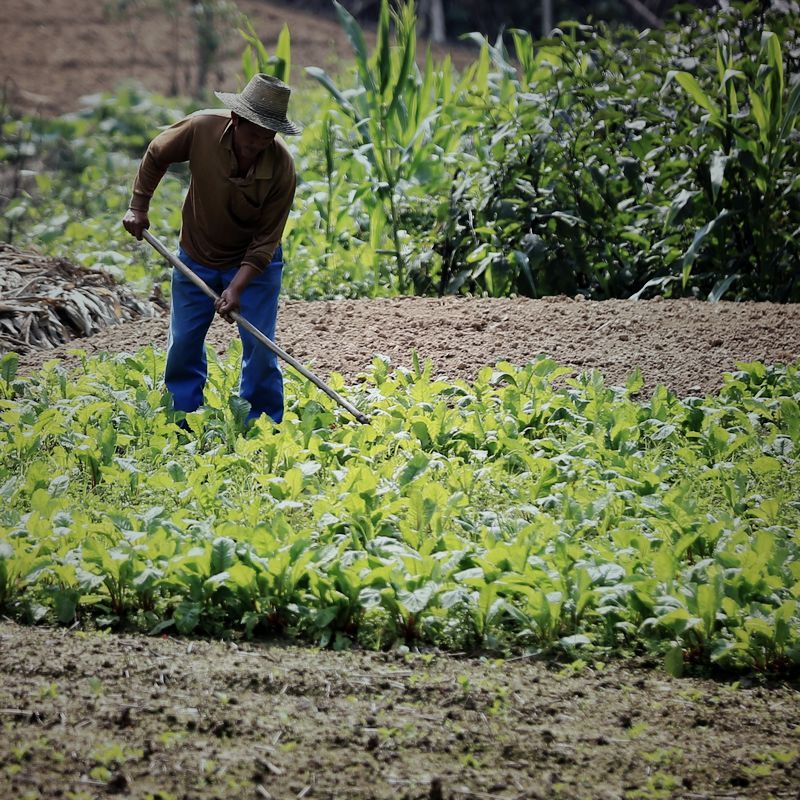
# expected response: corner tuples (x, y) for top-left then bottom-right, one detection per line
(232, 113), (276, 161)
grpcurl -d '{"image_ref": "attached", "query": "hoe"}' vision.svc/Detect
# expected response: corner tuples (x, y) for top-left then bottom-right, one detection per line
(143, 230), (369, 425)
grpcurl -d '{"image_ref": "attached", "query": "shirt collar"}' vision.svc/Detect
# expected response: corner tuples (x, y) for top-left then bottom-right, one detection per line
(220, 119), (275, 180)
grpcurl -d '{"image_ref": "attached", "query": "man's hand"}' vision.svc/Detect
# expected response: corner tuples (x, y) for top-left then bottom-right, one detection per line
(122, 208), (150, 240)
(215, 286), (242, 324)
(214, 263), (260, 324)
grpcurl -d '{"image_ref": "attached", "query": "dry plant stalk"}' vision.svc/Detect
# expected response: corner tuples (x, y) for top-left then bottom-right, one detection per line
(0, 243), (156, 354)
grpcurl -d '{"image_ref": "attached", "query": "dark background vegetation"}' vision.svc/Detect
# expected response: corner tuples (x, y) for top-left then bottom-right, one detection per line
(284, 0), (719, 38)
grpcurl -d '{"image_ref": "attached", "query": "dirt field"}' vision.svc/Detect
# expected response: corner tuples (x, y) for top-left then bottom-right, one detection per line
(2, 622), (799, 800)
(0, 0), (344, 114)
(5, 299), (800, 800)
(0, 0), (473, 116)
(3, 2), (800, 799)
(15, 294), (800, 399)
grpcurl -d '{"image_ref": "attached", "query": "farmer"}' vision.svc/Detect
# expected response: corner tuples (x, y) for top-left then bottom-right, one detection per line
(122, 73), (300, 427)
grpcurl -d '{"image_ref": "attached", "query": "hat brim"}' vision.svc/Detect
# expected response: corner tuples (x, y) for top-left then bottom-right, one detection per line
(215, 91), (302, 136)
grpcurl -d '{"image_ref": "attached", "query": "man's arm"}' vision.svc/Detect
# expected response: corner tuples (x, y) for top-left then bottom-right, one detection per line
(215, 156), (297, 324)
(122, 117), (195, 239)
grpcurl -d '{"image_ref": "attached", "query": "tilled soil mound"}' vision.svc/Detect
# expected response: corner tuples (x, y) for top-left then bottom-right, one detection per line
(16, 295), (800, 397)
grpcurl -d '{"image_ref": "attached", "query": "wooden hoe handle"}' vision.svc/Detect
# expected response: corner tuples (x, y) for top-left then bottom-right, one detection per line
(142, 230), (369, 425)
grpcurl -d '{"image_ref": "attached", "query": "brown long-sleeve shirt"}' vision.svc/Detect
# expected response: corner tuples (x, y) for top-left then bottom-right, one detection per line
(130, 109), (296, 272)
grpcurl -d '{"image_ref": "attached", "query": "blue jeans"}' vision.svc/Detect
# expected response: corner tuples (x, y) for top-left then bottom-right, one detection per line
(165, 246), (284, 423)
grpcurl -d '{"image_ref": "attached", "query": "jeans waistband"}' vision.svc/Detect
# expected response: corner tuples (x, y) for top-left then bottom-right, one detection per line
(177, 245), (283, 271)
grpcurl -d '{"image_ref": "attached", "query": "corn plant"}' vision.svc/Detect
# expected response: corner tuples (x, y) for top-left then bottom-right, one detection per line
(240, 18), (291, 83)
(436, 2), (800, 300)
(306, 0), (484, 294)
(661, 25), (800, 299)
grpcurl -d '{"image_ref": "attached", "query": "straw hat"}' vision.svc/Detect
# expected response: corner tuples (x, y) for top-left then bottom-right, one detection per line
(214, 74), (302, 136)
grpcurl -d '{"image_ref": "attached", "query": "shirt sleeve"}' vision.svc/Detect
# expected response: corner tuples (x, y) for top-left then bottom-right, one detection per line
(241, 157), (297, 272)
(129, 117), (195, 212)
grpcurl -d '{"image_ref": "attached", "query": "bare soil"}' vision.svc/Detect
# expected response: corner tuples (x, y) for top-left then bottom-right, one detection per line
(1, 0), (347, 114)
(0, 0), (473, 116)
(16, 295), (800, 398)
(3, 3), (800, 799)
(2, 622), (799, 800)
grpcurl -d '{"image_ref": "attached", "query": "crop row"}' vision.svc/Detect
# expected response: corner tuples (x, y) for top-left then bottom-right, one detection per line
(0, 350), (799, 673)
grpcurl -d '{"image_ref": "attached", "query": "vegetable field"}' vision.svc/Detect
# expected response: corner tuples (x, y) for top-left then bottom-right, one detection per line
(2, 348), (799, 674)
(2, 0), (800, 798)
(2, 336), (800, 799)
